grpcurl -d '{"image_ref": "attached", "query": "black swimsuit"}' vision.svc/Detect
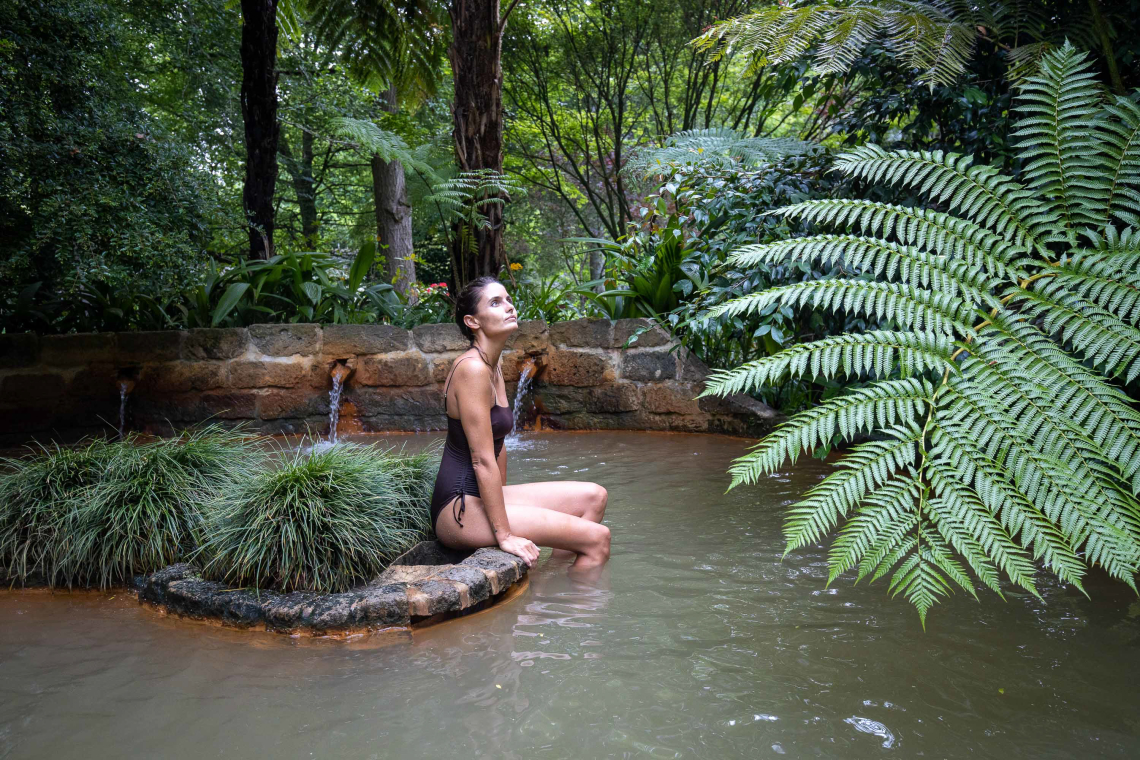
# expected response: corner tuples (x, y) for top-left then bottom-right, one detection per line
(429, 356), (515, 531)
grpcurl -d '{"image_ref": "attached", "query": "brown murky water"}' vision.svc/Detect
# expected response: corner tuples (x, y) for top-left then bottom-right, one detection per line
(2, 432), (1138, 759)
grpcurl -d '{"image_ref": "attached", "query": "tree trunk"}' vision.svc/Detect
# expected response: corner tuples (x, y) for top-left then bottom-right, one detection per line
(240, 0), (280, 260)
(589, 248), (605, 291)
(280, 129), (318, 248)
(448, 0), (507, 288)
(1088, 0), (1125, 95)
(372, 84), (416, 297)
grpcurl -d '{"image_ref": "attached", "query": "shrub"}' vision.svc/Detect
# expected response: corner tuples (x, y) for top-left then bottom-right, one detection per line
(0, 426), (257, 588)
(196, 442), (437, 593)
(0, 438), (113, 584)
(702, 44), (1140, 623)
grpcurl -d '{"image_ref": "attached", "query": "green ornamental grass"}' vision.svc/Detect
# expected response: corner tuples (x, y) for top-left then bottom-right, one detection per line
(0, 438), (114, 584)
(196, 441), (438, 594)
(0, 426), (257, 588)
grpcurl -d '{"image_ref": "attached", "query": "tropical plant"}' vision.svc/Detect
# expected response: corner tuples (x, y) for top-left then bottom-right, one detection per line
(426, 169), (527, 285)
(630, 128), (815, 172)
(387, 280), (454, 329)
(693, 1), (1124, 92)
(151, 243), (401, 328)
(700, 44), (1140, 623)
(565, 238), (678, 321)
(330, 117), (438, 180)
(196, 441), (436, 593)
(511, 275), (581, 323)
(647, 152), (861, 410)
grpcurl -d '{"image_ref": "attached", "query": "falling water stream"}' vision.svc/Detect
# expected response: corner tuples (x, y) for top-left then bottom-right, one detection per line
(326, 374), (344, 445)
(325, 367), (350, 446)
(116, 379), (132, 440)
(507, 361), (535, 443)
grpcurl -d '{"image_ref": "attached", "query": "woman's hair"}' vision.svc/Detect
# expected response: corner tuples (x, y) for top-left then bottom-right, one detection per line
(454, 276), (501, 343)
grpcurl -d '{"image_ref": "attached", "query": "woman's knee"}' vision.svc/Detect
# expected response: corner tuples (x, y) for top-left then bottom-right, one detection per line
(586, 522), (611, 559)
(585, 483), (608, 522)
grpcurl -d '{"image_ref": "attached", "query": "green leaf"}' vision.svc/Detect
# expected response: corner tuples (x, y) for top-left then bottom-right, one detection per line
(211, 283), (249, 327)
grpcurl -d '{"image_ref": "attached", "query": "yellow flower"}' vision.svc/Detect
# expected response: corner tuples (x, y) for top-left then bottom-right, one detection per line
(509, 262), (523, 271)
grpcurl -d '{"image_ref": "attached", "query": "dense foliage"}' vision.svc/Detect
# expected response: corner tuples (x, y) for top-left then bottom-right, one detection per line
(197, 441), (436, 593)
(0, 432), (437, 592)
(607, 148), (865, 410)
(702, 46), (1140, 622)
(0, 427), (252, 588)
(0, 0), (227, 332)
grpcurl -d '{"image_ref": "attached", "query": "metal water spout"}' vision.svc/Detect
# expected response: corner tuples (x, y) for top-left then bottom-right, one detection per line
(117, 378), (135, 440)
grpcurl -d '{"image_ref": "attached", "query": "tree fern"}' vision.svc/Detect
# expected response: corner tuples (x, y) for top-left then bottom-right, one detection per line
(703, 44), (1140, 623)
(631, 128), (816, 172)
(692, 0), (1096, 88)
(424, 169), (527, 231)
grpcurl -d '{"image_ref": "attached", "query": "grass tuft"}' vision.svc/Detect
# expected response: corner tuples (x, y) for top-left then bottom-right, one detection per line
(196, 441), (438, 593)
(0, 438), (114, 584)
(0, 426), (260, 588)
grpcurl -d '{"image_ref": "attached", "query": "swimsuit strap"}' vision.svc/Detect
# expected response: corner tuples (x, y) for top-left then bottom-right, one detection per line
(443, 351), (503, 413)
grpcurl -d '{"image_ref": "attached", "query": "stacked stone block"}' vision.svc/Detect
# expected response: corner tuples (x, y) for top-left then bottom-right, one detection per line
(0, 319), (777, 444)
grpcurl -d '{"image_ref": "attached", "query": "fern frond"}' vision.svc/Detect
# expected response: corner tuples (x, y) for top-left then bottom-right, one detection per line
(834, 145), (1053, 251)
(329, 118), (437, 178)
(425, 169), (527, 227)
(1098, 97), (1140, 227)
(1011, 43), (1103, 233)
(702, 331), (954, 397)
(785, 429), (922, 553)
(726, 234), (1005, 305)
(929, 410), (1088, 589)
(772, 199), (1031, 273)
(828, 474), (920, 580)
(692, 1), (978, 88)
(1016, 287), (1140, 384)
(886, 5), (976, 88)
(983, 310), (1140, 485)
(632, 129), (815, 172)
(726, 379), (933, 488)
(1042, 250), (1140, 327)
(948, 359), (1140, 584)
(708, 279), (977, 337)
(927, 464), (1040, 598)
(705, 43), (1140, 619)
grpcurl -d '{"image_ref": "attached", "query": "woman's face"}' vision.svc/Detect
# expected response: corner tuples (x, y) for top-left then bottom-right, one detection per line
(468, 282), (518, 339)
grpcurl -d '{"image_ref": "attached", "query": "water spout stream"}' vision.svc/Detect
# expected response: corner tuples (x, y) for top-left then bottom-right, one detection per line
(326, 370), (347, 445)
(506, 361), (535, 443)
(117, 379), (134, 440)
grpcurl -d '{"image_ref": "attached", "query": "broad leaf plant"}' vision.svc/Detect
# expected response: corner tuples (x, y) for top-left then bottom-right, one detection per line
(702, 45), (1140, 623)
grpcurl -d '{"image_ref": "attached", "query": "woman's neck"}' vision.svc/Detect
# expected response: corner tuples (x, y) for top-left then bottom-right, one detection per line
(471, 335), (506, 368)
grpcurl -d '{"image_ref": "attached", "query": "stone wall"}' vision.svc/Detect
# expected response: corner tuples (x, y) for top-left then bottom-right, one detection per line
(0, 319), (777, 444)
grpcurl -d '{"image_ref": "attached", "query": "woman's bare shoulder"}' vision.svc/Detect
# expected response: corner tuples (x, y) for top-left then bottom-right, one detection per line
(451, 352), (492, 383)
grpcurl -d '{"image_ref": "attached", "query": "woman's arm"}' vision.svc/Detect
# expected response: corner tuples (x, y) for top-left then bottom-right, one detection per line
(453, 360), (537, 565)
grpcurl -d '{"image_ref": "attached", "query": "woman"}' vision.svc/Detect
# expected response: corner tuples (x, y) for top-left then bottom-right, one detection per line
(430, 276), (611, 572)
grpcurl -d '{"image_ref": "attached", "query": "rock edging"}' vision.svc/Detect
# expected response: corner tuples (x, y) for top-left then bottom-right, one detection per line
(137, 541), (528, 635)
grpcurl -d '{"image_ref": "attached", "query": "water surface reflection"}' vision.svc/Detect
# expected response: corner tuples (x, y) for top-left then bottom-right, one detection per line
(2, 432), (1138, 758)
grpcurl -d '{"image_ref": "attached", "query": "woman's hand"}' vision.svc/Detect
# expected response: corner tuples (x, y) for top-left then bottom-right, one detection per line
(498, 533), (540, 568)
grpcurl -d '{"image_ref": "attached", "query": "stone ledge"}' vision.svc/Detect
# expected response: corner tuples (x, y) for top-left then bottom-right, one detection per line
(136, 541), (528, 635)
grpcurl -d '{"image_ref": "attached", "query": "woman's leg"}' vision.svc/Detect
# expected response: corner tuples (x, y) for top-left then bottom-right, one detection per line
(502, 481), (608, 523)
(435, 493), (611, 571)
